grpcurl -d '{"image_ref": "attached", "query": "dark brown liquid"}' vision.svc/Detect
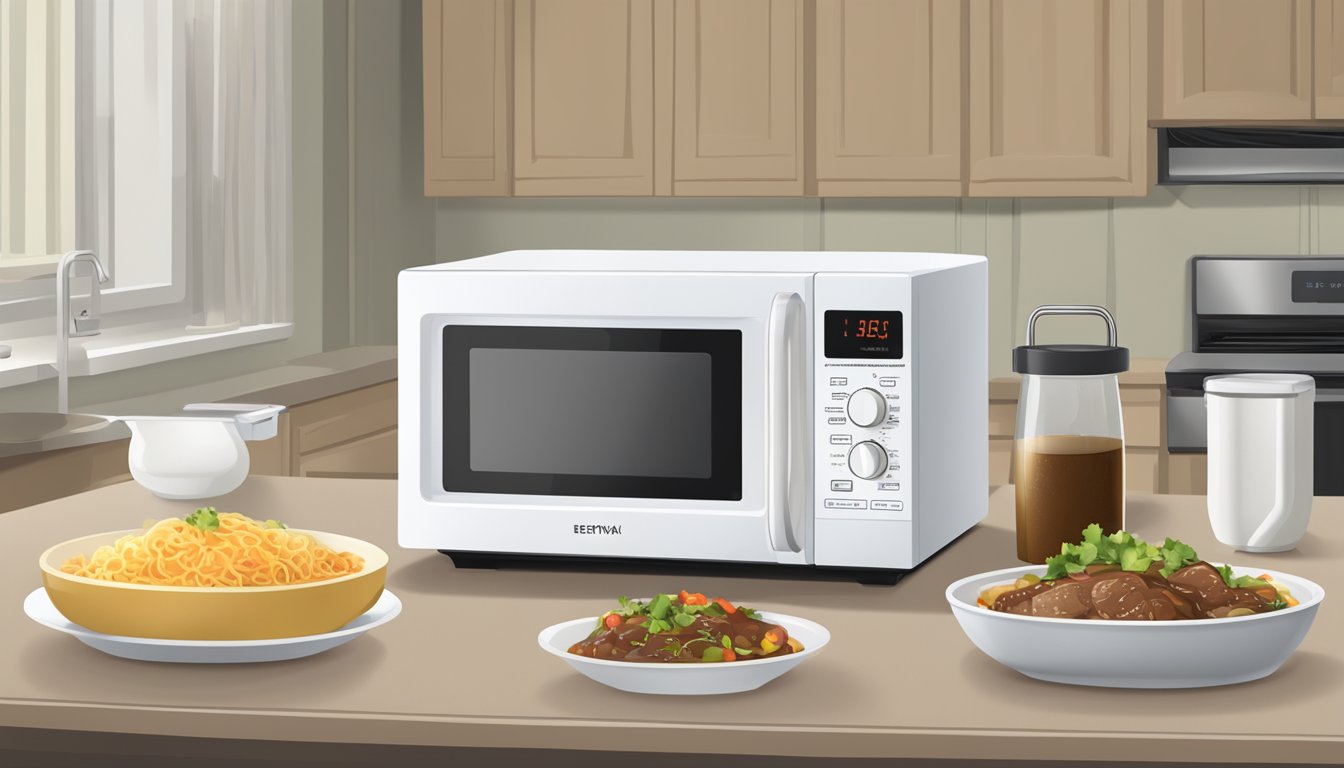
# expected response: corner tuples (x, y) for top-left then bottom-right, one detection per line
(1014, 435), (1124, 564)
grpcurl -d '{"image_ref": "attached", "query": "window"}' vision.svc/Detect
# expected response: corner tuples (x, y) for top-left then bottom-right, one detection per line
(0, 0), (291, 356)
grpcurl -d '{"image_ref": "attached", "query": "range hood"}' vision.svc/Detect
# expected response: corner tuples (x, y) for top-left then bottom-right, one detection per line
(1159, 127), (1344, 184)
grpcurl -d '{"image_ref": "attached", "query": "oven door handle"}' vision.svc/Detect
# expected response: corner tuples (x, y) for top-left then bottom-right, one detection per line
(767, 292), (805, 553)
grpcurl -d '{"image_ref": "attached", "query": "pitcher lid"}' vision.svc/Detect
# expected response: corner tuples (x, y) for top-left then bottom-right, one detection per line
(1205, 373), (1315, 395)
(1012, 344), (1129, 376)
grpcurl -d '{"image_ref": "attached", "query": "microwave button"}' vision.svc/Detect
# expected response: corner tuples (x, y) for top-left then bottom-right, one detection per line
(871, 500), (904, 512)
(829, 377), (847, 386)
(879, 378), (897, 388)
(830, 479), (853, 492)
(824, 498), (868, 510)
(827, 416), (847, 425)
(877, 482), (900, 491)
(848, 441), (889, 480)
(830, 434), (853, 445)
(846, 388), (888, 428)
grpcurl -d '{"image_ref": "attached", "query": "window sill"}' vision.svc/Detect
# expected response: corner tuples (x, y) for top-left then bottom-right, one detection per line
(0, 322), (294, 390)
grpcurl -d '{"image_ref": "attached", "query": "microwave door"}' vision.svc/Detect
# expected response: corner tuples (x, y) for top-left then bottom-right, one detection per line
(441, 324), (743, 501)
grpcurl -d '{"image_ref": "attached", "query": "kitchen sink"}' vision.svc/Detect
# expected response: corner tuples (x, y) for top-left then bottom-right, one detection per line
(0, 412), (113, 445)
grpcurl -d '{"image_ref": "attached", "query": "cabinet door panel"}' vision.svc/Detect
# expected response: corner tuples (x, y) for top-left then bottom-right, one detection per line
(969, 0), (1150, 197)
(1161, 0), (1311, 120)
(514, 0), (654, 195)
(815, 0), (962, 196)
(423, 0), (511, 196)
(673, 0), (803, 195)
(1317, 0), (1344, 117)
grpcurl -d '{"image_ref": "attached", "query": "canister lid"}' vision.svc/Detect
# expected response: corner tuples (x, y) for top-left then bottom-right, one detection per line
(1204, 373), (1315, 396)
(1012, 344), (1130, 376)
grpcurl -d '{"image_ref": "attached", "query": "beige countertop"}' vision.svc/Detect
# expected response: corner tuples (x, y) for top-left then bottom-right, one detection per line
(2, 478), (1341, 765)
(0, 346), (395, 459)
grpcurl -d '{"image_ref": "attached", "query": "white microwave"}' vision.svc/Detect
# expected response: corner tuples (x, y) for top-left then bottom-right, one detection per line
(398, 250), (987, 583)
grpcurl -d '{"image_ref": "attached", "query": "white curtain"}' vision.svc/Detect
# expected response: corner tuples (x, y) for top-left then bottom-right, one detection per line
(0, 0), (77, 270)
(183, 0), (292, 331)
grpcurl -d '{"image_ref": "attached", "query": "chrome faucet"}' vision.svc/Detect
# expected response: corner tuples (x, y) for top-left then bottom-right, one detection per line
(56, 250), (110, 413)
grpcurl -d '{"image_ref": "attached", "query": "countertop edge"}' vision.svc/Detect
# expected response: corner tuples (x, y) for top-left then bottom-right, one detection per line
(2, 703), (1342, 762)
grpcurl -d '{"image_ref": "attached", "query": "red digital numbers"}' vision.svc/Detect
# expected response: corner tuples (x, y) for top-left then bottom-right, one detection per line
(855, 319), (890, 340)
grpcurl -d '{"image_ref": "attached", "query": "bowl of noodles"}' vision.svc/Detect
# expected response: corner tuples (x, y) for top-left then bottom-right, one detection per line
(39, 509), (388, 641)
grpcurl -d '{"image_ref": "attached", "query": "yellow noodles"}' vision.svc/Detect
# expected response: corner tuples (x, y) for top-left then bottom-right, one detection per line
(60, 513), (364, 587)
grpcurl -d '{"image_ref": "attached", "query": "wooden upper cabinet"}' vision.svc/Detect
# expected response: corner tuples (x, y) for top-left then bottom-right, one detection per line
(673, 0), (804, 195)
(968, 0), (1151, 197)
(1316, 1), (1344, 117)
(513, 0), (655, 195)
(1161, 0), (1312, 120)
(814, 0), (963, 196)
(422, 0), (511, 196)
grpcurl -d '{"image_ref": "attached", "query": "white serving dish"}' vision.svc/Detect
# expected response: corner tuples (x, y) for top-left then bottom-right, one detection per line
(946, 565), (1324, 688)
(538, 611), (830, 695)
(24, 587), (401, 663)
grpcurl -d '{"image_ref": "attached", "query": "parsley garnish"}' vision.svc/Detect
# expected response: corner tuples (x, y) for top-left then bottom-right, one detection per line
(184, 507), (220, 532)
(1043, 524), (1197, 580)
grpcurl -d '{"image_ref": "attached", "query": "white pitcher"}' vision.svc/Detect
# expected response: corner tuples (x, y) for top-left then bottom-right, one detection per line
(1205, 374), (1314, 552)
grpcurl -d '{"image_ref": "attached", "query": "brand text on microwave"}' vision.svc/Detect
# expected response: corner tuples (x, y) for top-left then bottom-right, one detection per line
(573, 524), (623, 535)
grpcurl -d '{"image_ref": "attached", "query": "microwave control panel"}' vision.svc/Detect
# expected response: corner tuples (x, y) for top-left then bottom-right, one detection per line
(812, 277), (913, 525)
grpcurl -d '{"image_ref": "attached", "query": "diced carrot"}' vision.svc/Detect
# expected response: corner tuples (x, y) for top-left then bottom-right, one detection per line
(604, 613), (622, 629)
(678, 590), (691, 604)
(722, 649), (737, 662)
(714, 597), (737, 614)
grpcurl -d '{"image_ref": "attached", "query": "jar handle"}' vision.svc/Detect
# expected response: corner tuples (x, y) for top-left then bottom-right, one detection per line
(1026, 305), (1118, 347)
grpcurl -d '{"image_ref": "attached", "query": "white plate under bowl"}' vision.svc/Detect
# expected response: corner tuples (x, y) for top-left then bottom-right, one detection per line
(24, 587), (401, 663)
(946, 565), (1324, 688)
(538, 611), (830, 695)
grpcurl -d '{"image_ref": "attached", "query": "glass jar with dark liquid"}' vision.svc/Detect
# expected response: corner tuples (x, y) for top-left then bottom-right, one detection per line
(1012, 306), (1129, 564)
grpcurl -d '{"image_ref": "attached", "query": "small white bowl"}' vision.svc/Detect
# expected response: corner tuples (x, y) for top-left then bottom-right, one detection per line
(538, 611), (830, 695)
(946, 565), (1324, 688)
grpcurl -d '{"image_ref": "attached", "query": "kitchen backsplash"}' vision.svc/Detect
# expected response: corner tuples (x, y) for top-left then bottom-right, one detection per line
(428, 186), (1339, 378)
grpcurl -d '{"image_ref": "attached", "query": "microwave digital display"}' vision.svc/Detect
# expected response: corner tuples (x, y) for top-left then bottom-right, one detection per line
(824, 310), (903, 359)
(1292, 270), (1344, 303)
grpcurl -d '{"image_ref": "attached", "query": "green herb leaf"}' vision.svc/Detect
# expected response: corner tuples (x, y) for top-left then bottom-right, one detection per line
(701, 646), (724, 662)
(1217, 564), (1236, 587)
(721, 636), (732, 649)
(738, 606), (762, 620)
(263, 519), (287, 529)
(734, 647), (753, 656)
(672, 613), (697, 628)
(648, 593), (672, 620)
(185, 507), (220, 532)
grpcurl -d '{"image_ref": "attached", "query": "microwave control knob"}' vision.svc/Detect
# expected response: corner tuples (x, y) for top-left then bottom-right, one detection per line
(846, 388), (888, 428)
(848, 441), (889, 480)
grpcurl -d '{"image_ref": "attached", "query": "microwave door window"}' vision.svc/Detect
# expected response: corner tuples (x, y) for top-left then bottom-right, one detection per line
(442, 326), (742, 500)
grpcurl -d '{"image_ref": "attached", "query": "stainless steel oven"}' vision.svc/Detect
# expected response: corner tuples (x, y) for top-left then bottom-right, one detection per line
(1167, 256), (1344, 495)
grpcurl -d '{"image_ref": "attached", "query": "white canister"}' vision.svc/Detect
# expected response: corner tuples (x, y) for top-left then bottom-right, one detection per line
(1205, 373), (1314, 552)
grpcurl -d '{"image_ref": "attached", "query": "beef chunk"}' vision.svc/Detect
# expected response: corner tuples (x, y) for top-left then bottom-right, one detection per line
(1090, 573), (1153, 620)
(1028, 581), (1091, 618)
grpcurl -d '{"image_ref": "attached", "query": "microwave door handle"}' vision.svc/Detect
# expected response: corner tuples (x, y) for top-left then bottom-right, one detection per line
(767, 292), (804, 553)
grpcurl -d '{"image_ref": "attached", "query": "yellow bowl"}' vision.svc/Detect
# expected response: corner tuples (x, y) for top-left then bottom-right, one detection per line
(39, 529), (388, 641)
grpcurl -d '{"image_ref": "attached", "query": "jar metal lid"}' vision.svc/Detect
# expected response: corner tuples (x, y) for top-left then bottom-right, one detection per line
(1012, 344), (1130, 376)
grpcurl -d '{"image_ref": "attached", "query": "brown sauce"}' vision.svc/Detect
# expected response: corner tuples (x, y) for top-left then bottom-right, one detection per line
(989, 562), (1276, 621)
(568, 611), (799, 663)
(1014, 435), (1125, 564)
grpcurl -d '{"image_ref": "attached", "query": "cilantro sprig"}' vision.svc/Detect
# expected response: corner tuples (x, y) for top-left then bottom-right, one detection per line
(1043, 524), (1201, 581)
(184, 507), (220, 532)
(595, 592), (757, 637)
